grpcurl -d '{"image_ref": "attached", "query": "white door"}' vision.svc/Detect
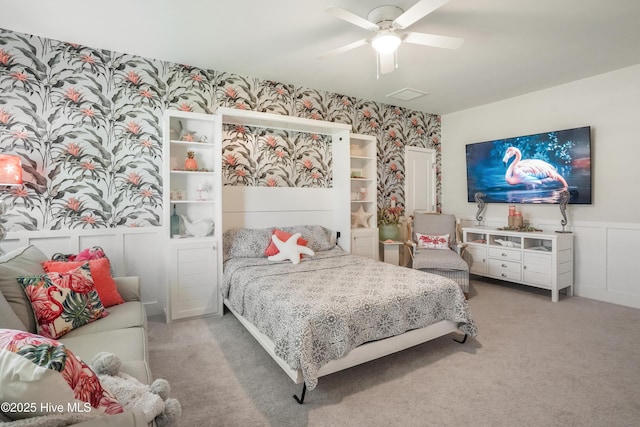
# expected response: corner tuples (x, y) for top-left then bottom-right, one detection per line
(405, 146), (436, 216)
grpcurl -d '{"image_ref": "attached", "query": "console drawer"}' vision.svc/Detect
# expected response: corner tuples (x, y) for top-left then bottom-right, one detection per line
(489, 259), (522, 281)
(489, 247), (521, 261)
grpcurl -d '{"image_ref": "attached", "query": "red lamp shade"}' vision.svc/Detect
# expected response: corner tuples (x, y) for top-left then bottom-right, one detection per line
(0, 154), (23, 185)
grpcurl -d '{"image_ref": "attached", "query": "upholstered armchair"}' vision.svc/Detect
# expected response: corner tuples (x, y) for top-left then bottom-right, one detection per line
(406, 213), (469, 298)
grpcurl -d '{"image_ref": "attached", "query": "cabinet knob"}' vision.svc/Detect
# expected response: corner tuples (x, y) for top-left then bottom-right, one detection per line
(501, 273), (507, 277)
(501, 263), (507, 268)
(502, 253), (507, 257)
(523, 265), (527, 269)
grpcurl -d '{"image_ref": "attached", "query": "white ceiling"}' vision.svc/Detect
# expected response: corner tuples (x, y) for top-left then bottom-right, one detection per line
(2, 0), (640, 115)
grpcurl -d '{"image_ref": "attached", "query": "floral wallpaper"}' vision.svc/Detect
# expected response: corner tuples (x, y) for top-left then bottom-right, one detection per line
(0, 28), (441, 231)
(222, 125), (333, 188)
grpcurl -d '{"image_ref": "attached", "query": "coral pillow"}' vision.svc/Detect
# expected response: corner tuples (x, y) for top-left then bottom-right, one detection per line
(264, 229), (308, 257)
(17, 264), (108, 339)
(0, 329), (123, 420)
(42, 258), (124, 307)
(416, 233), (450, 250)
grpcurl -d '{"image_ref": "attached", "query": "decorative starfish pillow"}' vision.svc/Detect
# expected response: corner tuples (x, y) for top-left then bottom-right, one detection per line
(267, 232), (315, 265)
(264, 229), (308, 257)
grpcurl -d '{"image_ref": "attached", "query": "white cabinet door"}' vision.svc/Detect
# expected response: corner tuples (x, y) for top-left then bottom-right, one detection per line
(465, 245), (487, 275)
(351, 228), (378, 260)
(523, 252), (552, 287)
(169, 241), (218, 321)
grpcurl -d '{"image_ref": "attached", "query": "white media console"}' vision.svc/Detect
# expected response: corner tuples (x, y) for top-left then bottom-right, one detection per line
(462, 227), (573, 302)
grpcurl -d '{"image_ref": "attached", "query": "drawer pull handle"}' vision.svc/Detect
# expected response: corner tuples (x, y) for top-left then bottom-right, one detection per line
(501, 273), (507, 277)
(502, 253), (507, 257)
(501, 263), (507, 268)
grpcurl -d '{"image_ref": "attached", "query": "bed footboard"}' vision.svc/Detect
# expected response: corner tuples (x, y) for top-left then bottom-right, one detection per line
(225, 299), (465, 403)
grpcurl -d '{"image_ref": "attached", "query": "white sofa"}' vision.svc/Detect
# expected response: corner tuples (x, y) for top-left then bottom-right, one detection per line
(0, 245), (151, 426)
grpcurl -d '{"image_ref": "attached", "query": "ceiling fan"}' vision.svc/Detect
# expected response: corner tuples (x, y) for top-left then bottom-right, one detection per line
(317, 0), (463, 76)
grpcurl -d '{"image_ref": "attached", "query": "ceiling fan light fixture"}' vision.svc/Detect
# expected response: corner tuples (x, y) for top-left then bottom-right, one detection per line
(371, 31), (401, 54)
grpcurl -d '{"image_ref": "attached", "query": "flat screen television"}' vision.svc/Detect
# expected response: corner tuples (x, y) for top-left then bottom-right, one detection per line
(466, 126), (592, 204)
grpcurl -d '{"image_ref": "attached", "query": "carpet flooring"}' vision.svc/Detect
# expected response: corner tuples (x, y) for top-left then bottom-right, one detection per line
(148, 279), (640, 427)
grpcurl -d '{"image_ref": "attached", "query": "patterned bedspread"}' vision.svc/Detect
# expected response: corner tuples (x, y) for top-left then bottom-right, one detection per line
(222, 247), (477, 390)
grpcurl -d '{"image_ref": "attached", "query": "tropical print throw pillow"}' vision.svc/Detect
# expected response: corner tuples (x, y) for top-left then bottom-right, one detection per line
(0, 329), (123, 420)
(17, 263), (107, 339)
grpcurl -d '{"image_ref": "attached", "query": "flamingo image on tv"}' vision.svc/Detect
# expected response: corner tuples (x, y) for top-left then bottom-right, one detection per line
(502, 146), (568, 189)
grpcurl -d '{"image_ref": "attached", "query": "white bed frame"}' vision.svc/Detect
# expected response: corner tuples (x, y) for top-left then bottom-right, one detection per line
(225, 301), (459, 385)
(218, 108), (466, 401)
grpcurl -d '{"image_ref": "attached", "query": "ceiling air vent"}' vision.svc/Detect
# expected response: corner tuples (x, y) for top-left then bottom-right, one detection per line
(386, 87), (428, 101)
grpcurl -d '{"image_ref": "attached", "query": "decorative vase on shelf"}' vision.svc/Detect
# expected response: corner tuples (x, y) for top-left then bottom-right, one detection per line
(170, 204), (180, 237)
(184, 151), (198, 171)
(379, 223), (400, 241)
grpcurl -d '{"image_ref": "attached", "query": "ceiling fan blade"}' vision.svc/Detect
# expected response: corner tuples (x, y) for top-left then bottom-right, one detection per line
(326, 6), (379, 31)
(393, 0), (450, 29)
(378, 51), (397, 75)
(316, 38), (369, 60)
(403, 31), (463, 49)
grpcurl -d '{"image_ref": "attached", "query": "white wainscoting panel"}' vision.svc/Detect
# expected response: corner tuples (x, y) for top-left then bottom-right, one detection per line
(606, 227), (639, 295)
(3, 227), (165, 316)
(460, 217), (639, 309)
(571, 224), (606, 291)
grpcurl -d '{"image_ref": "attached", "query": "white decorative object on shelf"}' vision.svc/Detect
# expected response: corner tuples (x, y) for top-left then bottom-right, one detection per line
(180, 215), (214, 237)
(495, 239), (521, 248)
(196, 182), (211, 201)
(358, 187), (368, 201)
(351, 206), (373, 228)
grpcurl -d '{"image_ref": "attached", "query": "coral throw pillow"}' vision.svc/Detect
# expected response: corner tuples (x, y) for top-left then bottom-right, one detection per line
(416, 233), (450, 250)
(42, 258), (124, 307)
(17, 264), (108, 339)
(264, 229), (309, 257)
(0, 329), (123, 420)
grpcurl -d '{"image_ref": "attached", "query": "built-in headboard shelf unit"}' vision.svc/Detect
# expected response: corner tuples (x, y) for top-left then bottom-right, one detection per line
(216, 107), (352, 251)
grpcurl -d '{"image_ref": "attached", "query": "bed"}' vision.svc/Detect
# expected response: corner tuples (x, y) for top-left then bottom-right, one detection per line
(215, 106), (477, 401)
(221, 223), (477, 402)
